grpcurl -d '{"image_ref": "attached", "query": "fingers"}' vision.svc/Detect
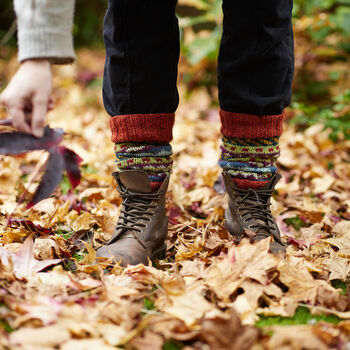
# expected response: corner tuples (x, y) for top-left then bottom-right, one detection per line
(1, 60), (52, 137)
(8, 105), (32, 134)
(0, 92), (31, 133)
(31, 96), (47, 138)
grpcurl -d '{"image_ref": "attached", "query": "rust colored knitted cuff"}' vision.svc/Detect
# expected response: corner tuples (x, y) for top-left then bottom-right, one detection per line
(220, 110), (284, 139)
(233, 178), (269, 190)
(110, 113), (175, 143)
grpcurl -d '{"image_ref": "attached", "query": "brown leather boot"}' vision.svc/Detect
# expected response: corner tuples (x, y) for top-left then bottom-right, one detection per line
(222, 172), (285, 253)
(96, 170), (169, 266)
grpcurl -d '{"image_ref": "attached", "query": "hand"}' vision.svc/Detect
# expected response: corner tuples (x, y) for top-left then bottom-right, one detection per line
(0, 59), (53, 138)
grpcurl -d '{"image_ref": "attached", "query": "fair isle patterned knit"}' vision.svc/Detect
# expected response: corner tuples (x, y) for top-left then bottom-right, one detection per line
(219, 136), (280, 189)
(115, 142), (173, 191)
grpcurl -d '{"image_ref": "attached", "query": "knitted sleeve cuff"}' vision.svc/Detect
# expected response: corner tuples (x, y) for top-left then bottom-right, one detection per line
(17, 30), (75, 64)
(14, 0), (75, 65)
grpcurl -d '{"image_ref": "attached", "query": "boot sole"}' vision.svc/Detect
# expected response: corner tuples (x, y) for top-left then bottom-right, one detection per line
(151, 243), (167, 261)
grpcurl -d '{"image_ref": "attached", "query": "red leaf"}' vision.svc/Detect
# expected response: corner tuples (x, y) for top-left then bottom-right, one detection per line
(27, 148), (64, 208)
(7, 219), (53, 235)
(59, 146), (83, 188)
(0, 125), (83, 207)
(0, 126), (64, 155)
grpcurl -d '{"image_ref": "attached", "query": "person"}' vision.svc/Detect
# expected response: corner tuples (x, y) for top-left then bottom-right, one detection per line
(1, 0), (294, 266)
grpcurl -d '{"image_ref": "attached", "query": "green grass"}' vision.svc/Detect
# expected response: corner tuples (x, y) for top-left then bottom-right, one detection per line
(143, 298), (156, 311)
(73, 251), (87, 262)
(163, 340), (184, 350)
(284, 216), (308, 231)
(331, 279), (348, 295)
(82, 164), (97, 174)
(60, 175), (71, 195)
(55, 223), (75, 240)
(256, 306), (341, 328)
(0, 319), (13, 333)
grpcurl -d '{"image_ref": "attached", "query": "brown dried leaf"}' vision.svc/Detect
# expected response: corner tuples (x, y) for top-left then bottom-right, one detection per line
(267, 324), (330, 350)
(156, 283), (213, 327)
(200, 310), (260, 350)
(9, 325), (70, 348)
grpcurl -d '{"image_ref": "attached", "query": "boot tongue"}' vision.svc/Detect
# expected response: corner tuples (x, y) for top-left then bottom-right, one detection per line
(118, 170), (152, 194)
(260, 173), (282, 191)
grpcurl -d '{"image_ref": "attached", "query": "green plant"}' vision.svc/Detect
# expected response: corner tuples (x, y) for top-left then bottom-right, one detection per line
(292, 90), (350, 141)
(257, 306), (341, 327)
(178, 0), (222, 65)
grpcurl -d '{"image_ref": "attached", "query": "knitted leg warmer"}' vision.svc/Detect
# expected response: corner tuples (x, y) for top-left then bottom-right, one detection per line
(219, 136), (280, 189)
(115, 142), (173, 191)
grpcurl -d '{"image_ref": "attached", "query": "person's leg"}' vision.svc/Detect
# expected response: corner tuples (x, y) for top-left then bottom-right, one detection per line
(218, 0), (294, 251)
(103, 0), (179, 190)
(98, 0), (179, 265)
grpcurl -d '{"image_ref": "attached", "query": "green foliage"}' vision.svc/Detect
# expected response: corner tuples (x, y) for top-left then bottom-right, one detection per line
(73, 251), (86, 262)
(82, 164), (97, 175)
(143, 298), (156, 311)
(72, 0), (106, 47)
(292, 90), (350, 141)
(293, 0), (350, 52)
(163, 340), (184, 350)
(178, 0), (222, 65)
(56, 224), (75, 240)
(257, 306), (341, 327)
(284, 216), (308, 231)
(331, 279), (348, 295)
(60, 175), (72, 195)
(0, 318), (13, 333)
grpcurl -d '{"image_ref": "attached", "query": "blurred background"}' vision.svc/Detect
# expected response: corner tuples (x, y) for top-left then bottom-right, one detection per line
(1, 0), (350, 141)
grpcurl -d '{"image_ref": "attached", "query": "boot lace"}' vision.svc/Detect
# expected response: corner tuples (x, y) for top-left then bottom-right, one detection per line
(108, 184), (165, 248)
(117, 187), (164, 232)
(236, 187), (282, 244)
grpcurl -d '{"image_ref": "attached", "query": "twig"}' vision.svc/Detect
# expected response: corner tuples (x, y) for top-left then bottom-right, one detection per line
(1, 20), (17, 46)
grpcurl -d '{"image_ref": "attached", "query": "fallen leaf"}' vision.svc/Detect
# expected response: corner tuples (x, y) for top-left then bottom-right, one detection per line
(9, 324), (70, 348)
(0, 235), (61, 279)
(267, 325), (330, 350)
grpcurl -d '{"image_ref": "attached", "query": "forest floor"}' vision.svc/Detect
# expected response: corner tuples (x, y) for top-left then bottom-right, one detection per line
(1, 49), (350, 349)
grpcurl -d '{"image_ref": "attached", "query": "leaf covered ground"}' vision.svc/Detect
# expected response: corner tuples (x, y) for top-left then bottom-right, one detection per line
(2, 38), (350, 350)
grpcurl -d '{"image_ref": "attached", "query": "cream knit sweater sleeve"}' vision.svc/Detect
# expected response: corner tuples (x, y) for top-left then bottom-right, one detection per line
(14, 0), (75, 64)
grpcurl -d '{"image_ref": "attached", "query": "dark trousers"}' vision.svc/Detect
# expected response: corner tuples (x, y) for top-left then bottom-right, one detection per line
(103, 0), (294, 119)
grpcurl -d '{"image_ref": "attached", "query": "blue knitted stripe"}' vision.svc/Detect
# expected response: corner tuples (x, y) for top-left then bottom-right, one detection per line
(219, 161), (277, 173)
(117, 150), (172, 158)
(149, 173), (167, 182)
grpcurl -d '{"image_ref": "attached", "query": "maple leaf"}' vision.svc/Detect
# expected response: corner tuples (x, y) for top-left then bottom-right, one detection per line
(205, 238), (279, 302)
(0, 235), (61, 279)
(156, 282), (213, 327)
(0, 124), (82, 208)
(324, 232), (350, 258)
(200, 310), (260, 350)
(321, 249), (350, 281)
(267, 325), (330, 350)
